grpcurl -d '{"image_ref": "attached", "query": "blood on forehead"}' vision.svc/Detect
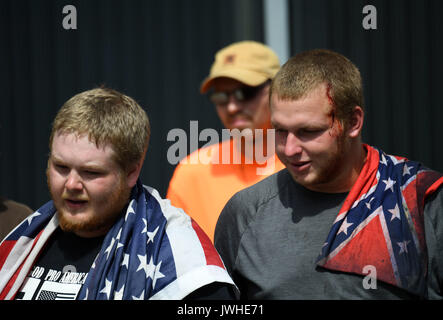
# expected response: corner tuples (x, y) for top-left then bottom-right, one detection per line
(325, 84), (344, 136)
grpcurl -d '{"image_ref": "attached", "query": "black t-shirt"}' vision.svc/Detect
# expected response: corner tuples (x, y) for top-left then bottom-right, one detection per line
(16, 227), (104, 300)
(16, 227), (236, 300)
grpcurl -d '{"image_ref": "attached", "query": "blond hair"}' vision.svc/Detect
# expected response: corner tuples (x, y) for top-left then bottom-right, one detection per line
(49, 87), (150, 171)
(270, 49), (364, 126)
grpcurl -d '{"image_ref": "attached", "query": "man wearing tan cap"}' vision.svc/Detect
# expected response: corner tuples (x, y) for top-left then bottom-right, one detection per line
(167, 41), (285, 242)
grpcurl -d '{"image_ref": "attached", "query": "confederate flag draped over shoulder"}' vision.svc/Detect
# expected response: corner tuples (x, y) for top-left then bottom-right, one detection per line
(317, 144), (443, 297)
(0, 180), (234, 300)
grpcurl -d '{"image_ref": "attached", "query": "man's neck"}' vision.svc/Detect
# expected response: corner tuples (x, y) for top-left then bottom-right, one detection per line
(333, 141), (367, 193)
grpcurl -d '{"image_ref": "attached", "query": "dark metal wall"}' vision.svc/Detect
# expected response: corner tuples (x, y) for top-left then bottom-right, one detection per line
(289, 0), (443, 174)
(0, 0), (264, 209)
(1, 0), (442, 211)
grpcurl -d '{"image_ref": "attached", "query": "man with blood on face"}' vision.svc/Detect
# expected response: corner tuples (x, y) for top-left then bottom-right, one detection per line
(214, 49), (443, 299)
(271, 82), (363, 194)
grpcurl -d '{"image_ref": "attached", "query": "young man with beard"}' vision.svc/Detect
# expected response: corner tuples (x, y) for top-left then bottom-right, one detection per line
(167, 41), (285, 242)
(215, 49), (443, 299)
(0, 88), (236, 300)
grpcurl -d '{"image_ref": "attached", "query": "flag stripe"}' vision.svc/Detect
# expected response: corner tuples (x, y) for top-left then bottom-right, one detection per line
(191, 220), (224, 268)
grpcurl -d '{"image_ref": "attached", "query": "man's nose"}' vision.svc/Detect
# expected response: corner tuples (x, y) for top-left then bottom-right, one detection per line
(226, 95), (242, 114)
(65, 171), (83, 191)
(284, 132), (303, 157)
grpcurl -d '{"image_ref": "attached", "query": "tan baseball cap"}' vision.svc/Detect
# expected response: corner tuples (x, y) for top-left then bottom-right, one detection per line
(200, 41), (280, 93)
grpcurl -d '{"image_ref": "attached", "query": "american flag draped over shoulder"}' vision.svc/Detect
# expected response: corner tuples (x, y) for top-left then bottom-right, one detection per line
(0, 180), (234, 300)
(316, 144), (443, 298)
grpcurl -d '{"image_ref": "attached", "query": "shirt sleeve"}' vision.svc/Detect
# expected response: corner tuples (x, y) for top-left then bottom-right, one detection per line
(424, 186), (443, 299)
(214, 196), (241, 276)
(215, 192), (256, 300)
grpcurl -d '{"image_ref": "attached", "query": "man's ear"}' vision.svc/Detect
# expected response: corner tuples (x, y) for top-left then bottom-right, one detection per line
(125, 158), (144, 189)
(347, 106), (364, 138)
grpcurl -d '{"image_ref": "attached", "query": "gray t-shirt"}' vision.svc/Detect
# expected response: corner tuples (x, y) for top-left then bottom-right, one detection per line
(215, 169), (443, 299)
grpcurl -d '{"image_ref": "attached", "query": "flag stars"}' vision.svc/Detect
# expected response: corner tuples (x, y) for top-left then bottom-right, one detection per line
(136, 254), (165, 289)
(149, 258), (165, 289)
(116, 242), (124, 252)
(132, 290), (145, 300)
(99, 278), (113, 299)
(147, 226), (159, 244)
(338, 218), (353, 236)
(365, 197), (375, 210)
(121, 253), (130, 269)
(388, 204), (401, 221)
(114, 284), (125, 300)
(382, 177), (396, 192)
(124, 200), (136, 221)
(26, 211), (41, 226)
(136, 254), (151, 275)
(141, 218), (148, 235)
(403, 164), (413, 176)
(380, 154), (388, 166)
(104, 237), (116, 260)
(397, 240), (410, 254)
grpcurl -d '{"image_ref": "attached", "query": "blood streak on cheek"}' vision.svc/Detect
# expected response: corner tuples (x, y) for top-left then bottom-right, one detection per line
(326, 85), (343, 137)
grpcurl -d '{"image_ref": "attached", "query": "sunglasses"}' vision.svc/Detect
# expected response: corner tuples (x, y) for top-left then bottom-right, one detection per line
(209, 80), (270, 105)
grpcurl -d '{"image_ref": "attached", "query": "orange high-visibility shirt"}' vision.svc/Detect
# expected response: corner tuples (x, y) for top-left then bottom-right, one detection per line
(166, 139), (285, 242)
